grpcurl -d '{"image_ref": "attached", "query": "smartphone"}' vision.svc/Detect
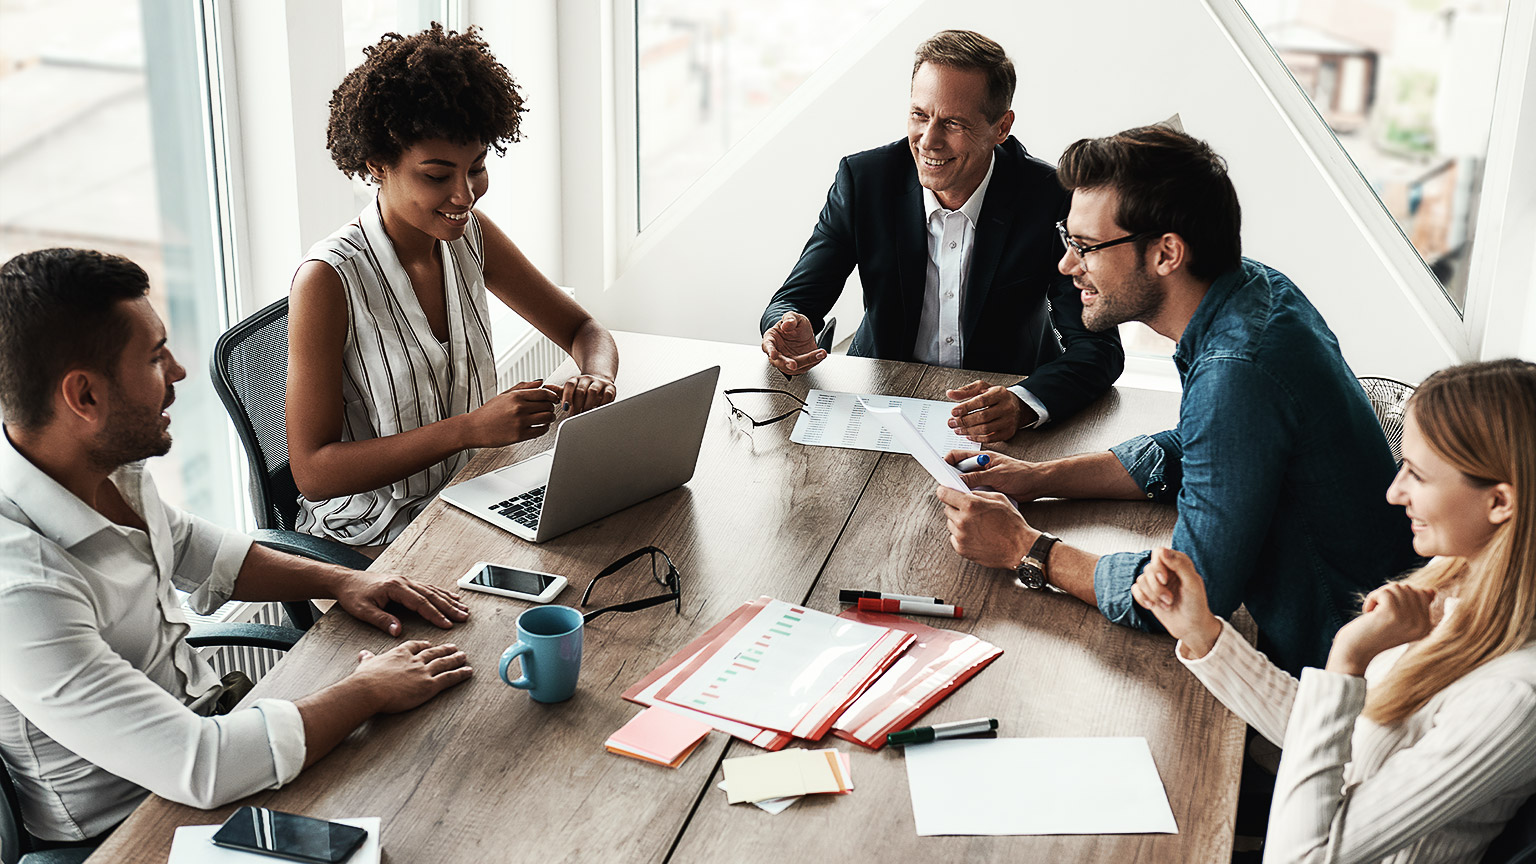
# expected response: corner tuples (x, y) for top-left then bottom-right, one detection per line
(211, 807), (368, 864)
(456, 561), (568, 603)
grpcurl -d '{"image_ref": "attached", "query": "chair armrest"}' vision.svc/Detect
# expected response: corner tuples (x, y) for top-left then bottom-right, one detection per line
(251, 529), (372, 570)
(185, 623), (303, 651)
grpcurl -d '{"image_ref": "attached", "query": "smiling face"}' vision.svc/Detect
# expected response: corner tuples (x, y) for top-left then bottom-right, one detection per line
(907, 62), (1011, 210)
(1387, 409), (1504, 560)
(91, 296), (185, 468)
(1059, 186), (1164, 332)
(371, 138), (490, 245)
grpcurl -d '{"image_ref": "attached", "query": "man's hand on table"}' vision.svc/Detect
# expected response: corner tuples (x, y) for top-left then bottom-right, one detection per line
(761, 311), (827, 375)
(332, 570), (471, 636)
(946, 380), (1035, 443)
(935, 484), (1040, 570)
(349, 641), (474, 714)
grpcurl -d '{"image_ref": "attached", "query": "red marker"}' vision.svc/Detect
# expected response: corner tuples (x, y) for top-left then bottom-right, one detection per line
(857, 597), (963, 619)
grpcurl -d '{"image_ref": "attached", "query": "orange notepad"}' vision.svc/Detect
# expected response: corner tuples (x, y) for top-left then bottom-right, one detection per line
(605, 706), (714, 768)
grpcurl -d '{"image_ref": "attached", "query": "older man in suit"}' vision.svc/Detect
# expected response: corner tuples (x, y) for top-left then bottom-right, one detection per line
(760, 30), (1123, 441)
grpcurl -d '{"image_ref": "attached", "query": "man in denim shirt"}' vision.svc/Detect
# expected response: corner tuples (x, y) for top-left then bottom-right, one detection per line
(937, 126), (1414, 675)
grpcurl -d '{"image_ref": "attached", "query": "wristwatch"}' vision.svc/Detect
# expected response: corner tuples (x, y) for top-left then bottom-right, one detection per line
(1014, 532), (1060, 590)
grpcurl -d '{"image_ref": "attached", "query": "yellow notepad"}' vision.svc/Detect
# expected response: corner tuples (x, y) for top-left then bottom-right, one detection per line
(721, 749), (850, 804)
(605, 706), (714, 768)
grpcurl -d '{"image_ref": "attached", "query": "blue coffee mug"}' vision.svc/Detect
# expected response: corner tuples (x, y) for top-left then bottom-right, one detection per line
(499, 605), (584, 703)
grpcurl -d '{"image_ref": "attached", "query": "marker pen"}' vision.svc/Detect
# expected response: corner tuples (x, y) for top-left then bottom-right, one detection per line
(838, 589), (945, 605)
(856, 597), (963, 619)
(886, 717), (998, 746)
(956, 453), (990, 473)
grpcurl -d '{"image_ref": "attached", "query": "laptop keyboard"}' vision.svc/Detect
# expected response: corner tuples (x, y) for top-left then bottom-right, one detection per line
(488, 486), (546, 529)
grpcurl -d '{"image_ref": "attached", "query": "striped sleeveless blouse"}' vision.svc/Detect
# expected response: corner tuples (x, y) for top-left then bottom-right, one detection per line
(293, 199), (498, 546)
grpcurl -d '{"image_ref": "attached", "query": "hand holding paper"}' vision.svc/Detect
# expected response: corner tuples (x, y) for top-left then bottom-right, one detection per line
(859, 399), (969, 492)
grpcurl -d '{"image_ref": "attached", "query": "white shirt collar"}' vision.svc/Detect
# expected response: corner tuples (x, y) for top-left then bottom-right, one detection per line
(922, 153), (996, 224)
(0, 425), (119, 549)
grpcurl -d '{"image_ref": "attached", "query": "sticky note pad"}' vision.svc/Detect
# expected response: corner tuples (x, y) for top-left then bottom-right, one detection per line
(722, 749), (846, 803)
(606, 706), (714, 768)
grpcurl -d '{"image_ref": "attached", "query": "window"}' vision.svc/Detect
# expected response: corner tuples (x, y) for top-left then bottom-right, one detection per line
(0, 0), (241, 526)
(634, 0), (893, 228)
(1241, 0), (1511, 312)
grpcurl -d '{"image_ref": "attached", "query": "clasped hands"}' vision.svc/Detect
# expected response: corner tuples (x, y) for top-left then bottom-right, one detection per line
(462, 373), (616, 449)
(1130, 547), (1435, 674)
(761, 312), (1034, 442)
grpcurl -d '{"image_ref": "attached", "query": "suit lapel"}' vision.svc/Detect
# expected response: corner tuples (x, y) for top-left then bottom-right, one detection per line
(896, 173), (928, 355)
(962, 142), (1021, 350)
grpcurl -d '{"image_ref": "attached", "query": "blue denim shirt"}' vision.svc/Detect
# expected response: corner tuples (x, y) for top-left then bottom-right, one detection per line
(1093, 259), (1416, 675)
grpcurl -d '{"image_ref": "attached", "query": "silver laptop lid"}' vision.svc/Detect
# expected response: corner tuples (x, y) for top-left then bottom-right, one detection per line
(534, 365), (720, 541)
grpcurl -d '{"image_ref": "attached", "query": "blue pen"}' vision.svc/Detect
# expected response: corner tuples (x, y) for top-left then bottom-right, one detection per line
(956, 453), (990, 473)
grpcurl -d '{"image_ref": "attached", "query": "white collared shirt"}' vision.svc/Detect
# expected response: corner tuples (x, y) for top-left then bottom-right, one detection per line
(0, 429), (304, 842)
(915, 156), (1050, 427)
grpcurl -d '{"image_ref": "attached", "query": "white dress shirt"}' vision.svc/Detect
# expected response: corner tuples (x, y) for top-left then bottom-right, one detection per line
(915, 156), (1050, 427)
(1178, 607), (1536, 864)
(0, 430), (305, 842)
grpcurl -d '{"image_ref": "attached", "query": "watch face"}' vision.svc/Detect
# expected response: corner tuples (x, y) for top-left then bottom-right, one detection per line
(1016, 562), (1046, 590)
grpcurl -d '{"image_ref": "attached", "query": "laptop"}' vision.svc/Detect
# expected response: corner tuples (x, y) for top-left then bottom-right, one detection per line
(440, 366), (720, 542)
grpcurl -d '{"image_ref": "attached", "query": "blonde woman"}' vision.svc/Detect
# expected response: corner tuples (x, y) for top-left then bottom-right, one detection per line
(1133, 359), (1536, 863)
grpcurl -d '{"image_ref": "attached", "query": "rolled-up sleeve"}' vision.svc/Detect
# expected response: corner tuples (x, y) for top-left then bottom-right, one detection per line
(165, 504), (253, 615)
(0, 577), (303, 810)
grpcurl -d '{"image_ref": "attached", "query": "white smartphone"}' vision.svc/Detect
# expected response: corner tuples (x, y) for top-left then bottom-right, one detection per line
(457, 561), (567, 603)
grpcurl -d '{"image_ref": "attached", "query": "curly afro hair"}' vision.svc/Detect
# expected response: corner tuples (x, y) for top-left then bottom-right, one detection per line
(327, 23), (525, 179)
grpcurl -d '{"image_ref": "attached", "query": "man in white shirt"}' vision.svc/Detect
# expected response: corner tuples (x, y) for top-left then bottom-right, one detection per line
(0, 248), (474, 846)
(759, 30), (1123, 441)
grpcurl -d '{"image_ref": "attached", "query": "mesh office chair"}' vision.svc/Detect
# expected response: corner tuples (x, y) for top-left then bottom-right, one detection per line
(211, 297), (372, 629)
(1358, 376), (1414, 467)
(1, 623), (301, 864)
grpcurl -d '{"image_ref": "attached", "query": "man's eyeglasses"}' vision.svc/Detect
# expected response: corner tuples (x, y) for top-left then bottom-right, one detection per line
(580, 546), (682, 623)
(1056, 220), (1160, 271)
(723, 388), (808, 443)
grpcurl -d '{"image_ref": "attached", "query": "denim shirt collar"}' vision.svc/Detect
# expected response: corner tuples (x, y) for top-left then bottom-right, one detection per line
(1172, 258), (1261, 375)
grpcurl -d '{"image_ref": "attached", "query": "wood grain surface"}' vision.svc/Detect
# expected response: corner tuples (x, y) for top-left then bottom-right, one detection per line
(87, 333), (1245, 864)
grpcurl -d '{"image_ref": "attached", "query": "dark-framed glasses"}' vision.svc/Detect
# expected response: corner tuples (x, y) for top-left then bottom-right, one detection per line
(580, 546), (682, 623)
(723, 388), (808, 442)
(1055, 220), (1159, 271)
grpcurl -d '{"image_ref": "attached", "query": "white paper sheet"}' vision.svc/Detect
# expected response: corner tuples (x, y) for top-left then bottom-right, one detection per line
(790, 390), (980, 456)
(858, 399), (969, 492)
(661, 599), (891, 733)
(167, 817), (382, 863)
(904, 738), (1178, 836)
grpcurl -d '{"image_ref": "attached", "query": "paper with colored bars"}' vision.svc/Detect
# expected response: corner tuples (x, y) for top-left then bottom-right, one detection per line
(657, 599), (913, 739)
(790, 390), (980, 456)
(830, 608), (1003, 749)
(621, 597), (794, 750)
(605, 705), (714, 767)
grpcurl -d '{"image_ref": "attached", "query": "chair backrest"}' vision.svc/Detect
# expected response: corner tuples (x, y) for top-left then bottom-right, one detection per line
(210, 298), (300, 531)
(1358, 376), (1415, 467)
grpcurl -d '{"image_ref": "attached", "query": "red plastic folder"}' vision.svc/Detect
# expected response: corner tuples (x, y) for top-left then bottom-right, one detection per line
(654, 597), (912, 740)
(829, 608), (1003, 749)
(622, 597), (793, 750)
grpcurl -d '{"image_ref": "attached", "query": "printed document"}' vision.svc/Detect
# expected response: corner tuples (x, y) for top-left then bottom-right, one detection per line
(790, 390), (980, 456)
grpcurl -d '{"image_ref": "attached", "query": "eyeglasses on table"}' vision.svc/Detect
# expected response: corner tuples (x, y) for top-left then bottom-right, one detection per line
(580, 545), (682, 623)
(723, 387), (808, 443)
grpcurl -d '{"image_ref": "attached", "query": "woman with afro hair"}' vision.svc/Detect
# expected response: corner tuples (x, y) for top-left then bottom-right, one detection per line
(286, 24), (618, 549)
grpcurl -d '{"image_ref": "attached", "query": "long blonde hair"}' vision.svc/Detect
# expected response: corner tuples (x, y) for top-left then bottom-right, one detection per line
(1363, 359), (1536, 726)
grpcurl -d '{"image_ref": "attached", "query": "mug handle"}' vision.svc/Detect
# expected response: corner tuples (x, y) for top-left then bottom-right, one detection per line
(499, 642), (535, 689)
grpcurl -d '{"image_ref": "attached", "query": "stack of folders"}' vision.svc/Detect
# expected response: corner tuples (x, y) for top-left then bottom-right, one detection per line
(720, 748), (853, 810)
(621, 596), (1001, 752)
(605, 706), (714, 768)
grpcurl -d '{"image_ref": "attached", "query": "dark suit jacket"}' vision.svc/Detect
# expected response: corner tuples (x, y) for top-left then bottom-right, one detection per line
(760, 136), (1123, 423)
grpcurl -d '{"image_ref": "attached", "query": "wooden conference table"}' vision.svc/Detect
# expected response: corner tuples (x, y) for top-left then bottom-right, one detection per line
(92, 332), (1245, 863)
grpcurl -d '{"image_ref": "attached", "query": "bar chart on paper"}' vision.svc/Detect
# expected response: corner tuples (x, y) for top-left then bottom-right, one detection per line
(660, 599), (897, 735)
